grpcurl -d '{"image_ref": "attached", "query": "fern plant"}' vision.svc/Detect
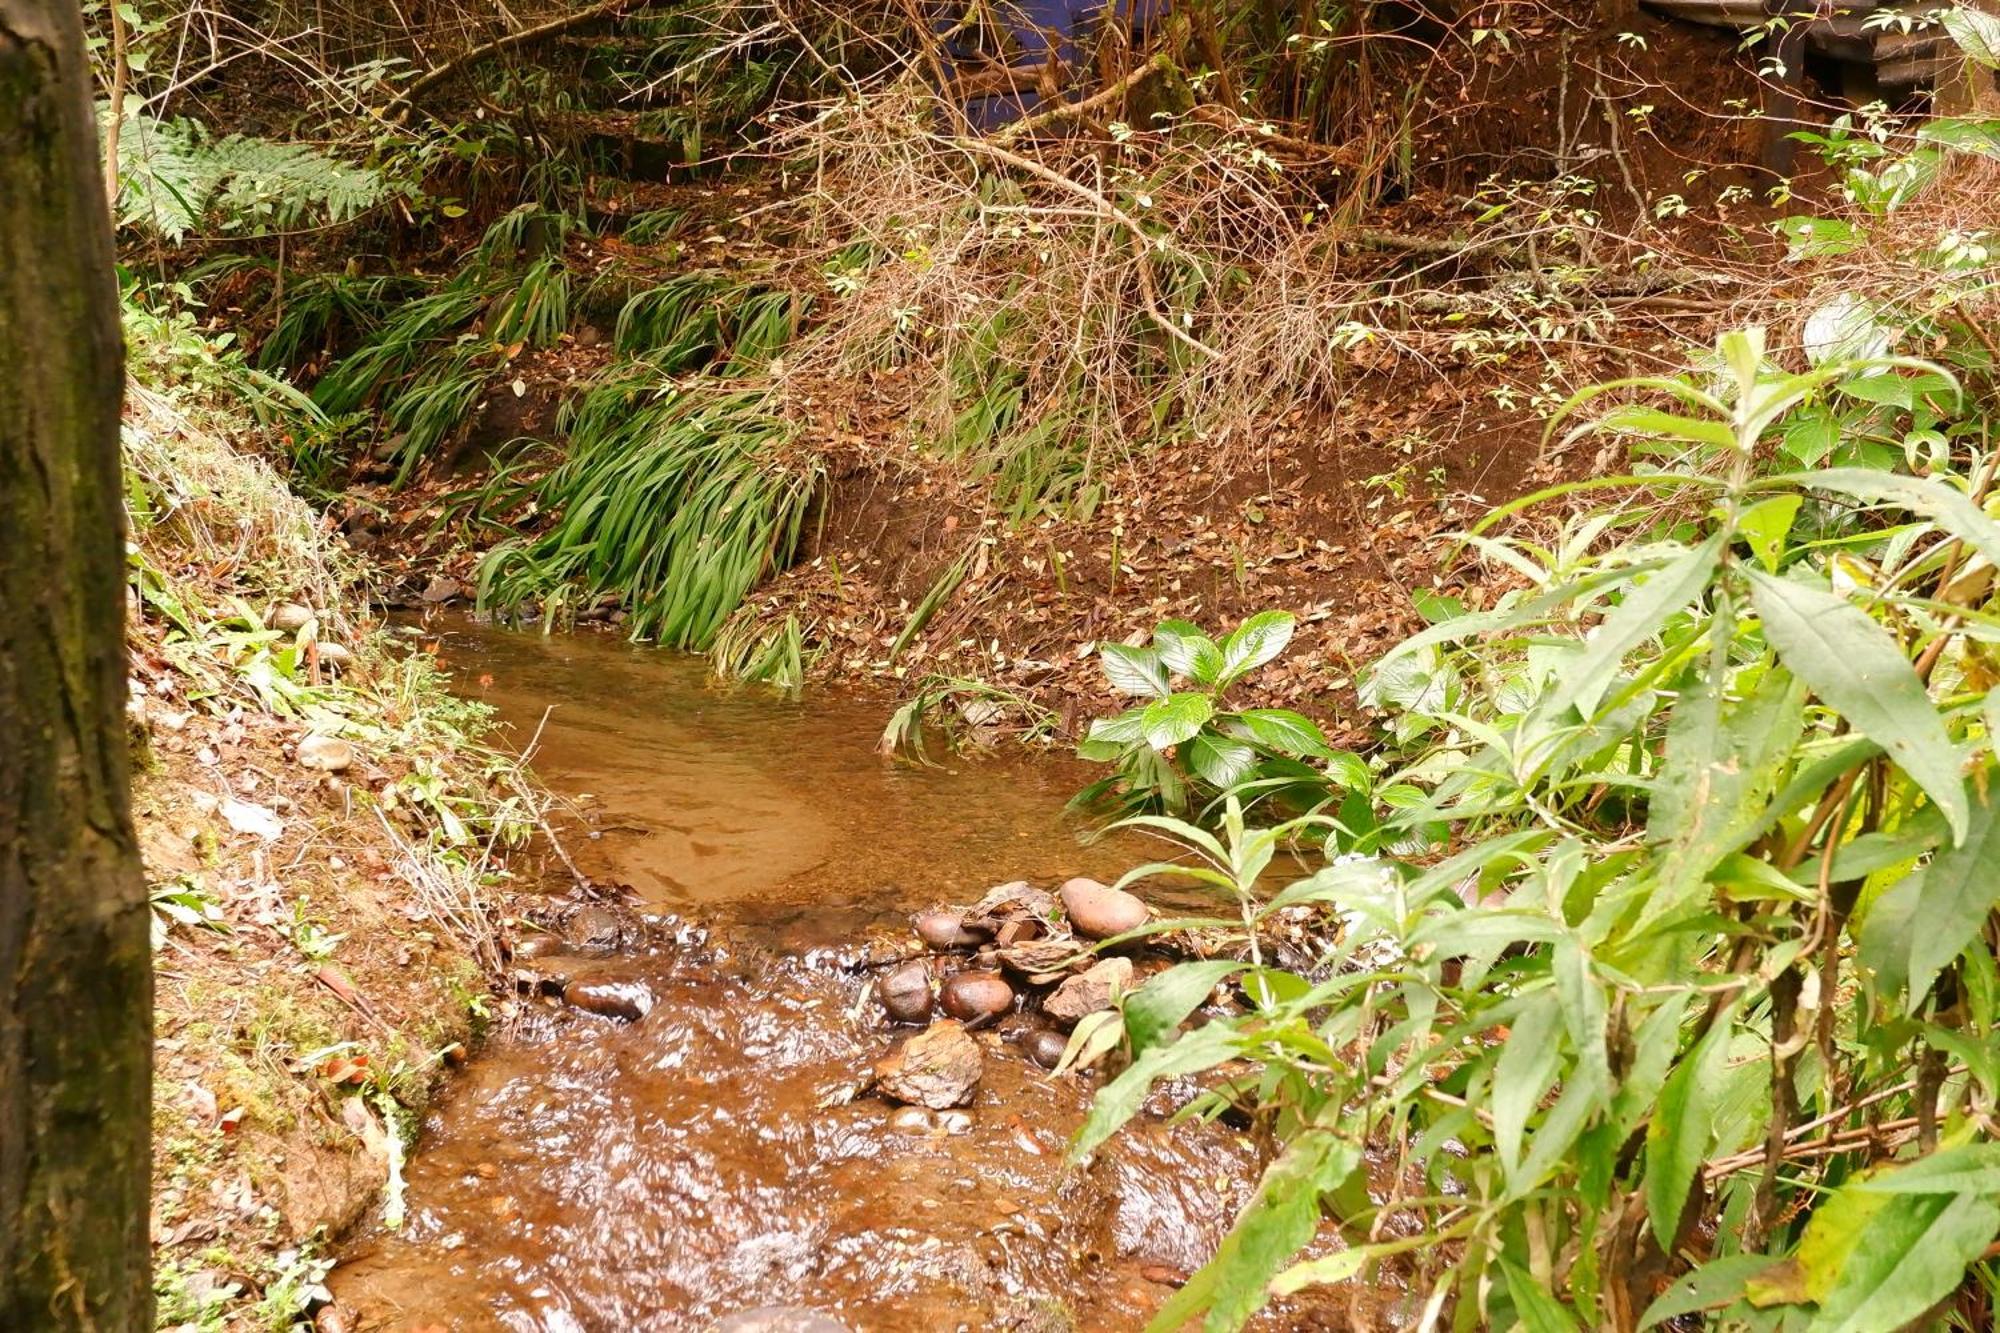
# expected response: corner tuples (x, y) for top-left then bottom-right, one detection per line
(105, 108), (396, 242)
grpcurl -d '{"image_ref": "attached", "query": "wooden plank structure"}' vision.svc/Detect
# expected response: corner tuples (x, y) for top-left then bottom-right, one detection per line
(1642, 2), (1963, 97)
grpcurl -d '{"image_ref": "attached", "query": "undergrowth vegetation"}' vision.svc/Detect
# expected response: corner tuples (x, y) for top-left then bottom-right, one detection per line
(1065, 86), (2000, 1323)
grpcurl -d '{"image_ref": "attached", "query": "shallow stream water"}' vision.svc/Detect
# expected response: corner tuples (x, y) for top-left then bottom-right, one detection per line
(331, 623), (1346, 1332)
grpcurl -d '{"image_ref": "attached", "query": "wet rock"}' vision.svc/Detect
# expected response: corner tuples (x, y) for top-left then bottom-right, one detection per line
(1020, 1027), (1070, 1070)
(888, 1105), (936, 1133)
(421, 574), (464, 604)
(295, 734), (355, 773)
(878, 959), (934, 1024)
(709, 1308), (850, 1333)
(1043, 957), (1135, 1026)
(914, 909), (985, 951)
(874, 1019), (983, 1109)
(940, 970), (1014, 1023)
(564, 978), (654, 1022)
(271, 602), (315, 633)
(1060, 877), (1148, 940)
(566, 904), (626, 954)
(511, 933), (566, 961)
(936, 1109), (973, 1135)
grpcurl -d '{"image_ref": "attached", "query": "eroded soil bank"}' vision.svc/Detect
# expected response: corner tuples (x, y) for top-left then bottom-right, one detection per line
(327, 622), (1371, 1331)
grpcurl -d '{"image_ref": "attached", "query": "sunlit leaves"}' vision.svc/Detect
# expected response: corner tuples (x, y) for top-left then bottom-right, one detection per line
(1746, 569), (1968, 843)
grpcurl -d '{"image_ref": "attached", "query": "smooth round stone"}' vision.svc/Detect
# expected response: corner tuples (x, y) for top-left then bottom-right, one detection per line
(878, 958), (934, 1024)
(939, 970), (1014, 1023)
(1059, 877), (1149, 940)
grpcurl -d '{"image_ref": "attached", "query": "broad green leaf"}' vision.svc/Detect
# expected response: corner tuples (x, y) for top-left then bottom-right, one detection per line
(1084, 708), (1147, 745)
(1269, 1245), (1379, 1296)
(1942, 6), (2000, 68)
(1775, 469), (1999, 570)
(1377, 563), (1667, 669)
(1806, 1190), (2000, 1333)
(1187, 733), (1257, 788)
(1141, 692), (1215, 750)
(1738, 495), (1801, 572)
(1745, 568), (1968, 844)
(1219, 610), (1296, 685)
(1072, 1025), (1239, 1159)
(1099, 641), (1169, 698)
(1638, 1255), (1783, 1329)
(1147, 1131), (1361, 1333)
(1900, 785), (2000, 1010)
(1230, 707), (1330, 757)
(1154, 619), (1225, 685)
(1645, 1008), (1731, 1246)
(1643, 665), (1806, 927)
(1546, 536), (1722, 720)
(1596, 404), (1739, 452)
(1494, 991), (1564, 1179)
(1501, 1258), (1581, 1333)
(1848, 1142), (2000, 1195)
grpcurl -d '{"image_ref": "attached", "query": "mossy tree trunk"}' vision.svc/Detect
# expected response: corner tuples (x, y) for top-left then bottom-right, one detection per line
(0, 0), (151, 1328)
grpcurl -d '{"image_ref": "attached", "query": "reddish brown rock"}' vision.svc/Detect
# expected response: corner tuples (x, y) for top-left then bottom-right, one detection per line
(940, 970), (1015, 1023)
(874, 1019), (984, 1109)
(1059, 877), (1149, 940)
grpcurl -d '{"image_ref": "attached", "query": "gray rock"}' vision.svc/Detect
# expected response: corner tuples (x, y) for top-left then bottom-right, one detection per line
(1059, 876), (1148, 940)
(888, 1105), (936, 1133)
(295, 734), (355, 773)
(874, 1019), (982, 1109)
(315, 642), (355, 670)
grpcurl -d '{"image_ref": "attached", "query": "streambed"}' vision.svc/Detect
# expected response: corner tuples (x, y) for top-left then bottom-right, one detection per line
(330, 623), (1355, 1331)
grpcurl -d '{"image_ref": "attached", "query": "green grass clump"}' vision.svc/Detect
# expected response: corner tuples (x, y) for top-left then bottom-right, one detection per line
(477, 372), (819, 649)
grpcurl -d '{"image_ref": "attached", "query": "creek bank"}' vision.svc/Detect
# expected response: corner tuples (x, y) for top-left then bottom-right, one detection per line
(125, 377), (555, 1330)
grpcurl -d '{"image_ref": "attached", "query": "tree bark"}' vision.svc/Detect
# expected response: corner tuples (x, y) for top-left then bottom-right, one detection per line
(0, 0), (151, 1328)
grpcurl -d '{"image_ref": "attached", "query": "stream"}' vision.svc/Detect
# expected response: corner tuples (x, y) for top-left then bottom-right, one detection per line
(329, 623), (1350, 1332)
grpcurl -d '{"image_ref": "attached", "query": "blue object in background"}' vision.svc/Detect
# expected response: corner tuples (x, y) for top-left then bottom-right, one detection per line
(936, 1), (1168, 129)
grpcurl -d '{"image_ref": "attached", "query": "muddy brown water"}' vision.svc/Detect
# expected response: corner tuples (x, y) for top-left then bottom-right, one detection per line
(332, 623), (1348, 1332)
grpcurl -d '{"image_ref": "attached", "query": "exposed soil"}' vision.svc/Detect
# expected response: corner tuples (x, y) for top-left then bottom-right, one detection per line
(323, 7), (1817, 753)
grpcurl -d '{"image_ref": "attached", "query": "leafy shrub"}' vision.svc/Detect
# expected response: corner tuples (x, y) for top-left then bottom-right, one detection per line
(1074, 612), (1340, 817)
(1077, 325), (2000, 1330)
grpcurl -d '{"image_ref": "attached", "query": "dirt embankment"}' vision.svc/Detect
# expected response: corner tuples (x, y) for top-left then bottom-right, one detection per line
(326, 7), (1796, 748)
(124, 377), (556, 1329)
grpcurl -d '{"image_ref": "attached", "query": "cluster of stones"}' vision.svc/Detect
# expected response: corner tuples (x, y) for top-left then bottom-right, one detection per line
(869, 877), (1149, 1110)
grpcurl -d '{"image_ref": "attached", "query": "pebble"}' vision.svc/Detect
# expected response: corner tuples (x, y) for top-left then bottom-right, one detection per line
(511, 933), (566, 961)
(889, 1106), (936, 1133)
(315, 642), (355, 670)
(940, 971), (1014, 1023)
(566, 905), (626, 954)
(1020, 1028), (1070, 1070)
(1060, 877), (1149, 940)
(294, 734), (355, 773)
(271, 602), (315, 633)
(878, 958), (934, 1024)
(936, 1109), (973, 1135)
(874, 1019), (983, 1109)
(1043, 957), (1135, 1026)
(564, 979), (654, 1022)
(914, 910), (985, 951)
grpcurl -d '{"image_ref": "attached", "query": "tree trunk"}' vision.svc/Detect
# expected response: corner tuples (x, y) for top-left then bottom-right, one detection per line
(0, 0), (151, 1328)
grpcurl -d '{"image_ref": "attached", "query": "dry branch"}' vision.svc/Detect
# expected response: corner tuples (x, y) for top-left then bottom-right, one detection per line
(382, 0), (631, 124)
